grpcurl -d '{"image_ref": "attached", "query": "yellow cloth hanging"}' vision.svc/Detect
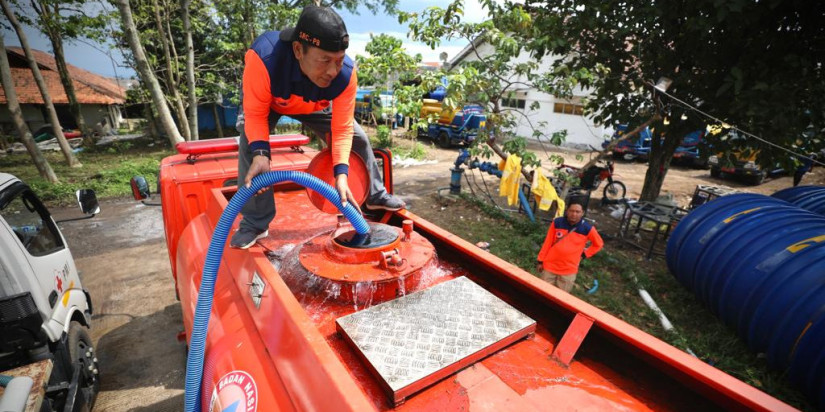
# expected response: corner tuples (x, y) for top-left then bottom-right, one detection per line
(498, 154), (522, 206)
(531, 171), (565, 217)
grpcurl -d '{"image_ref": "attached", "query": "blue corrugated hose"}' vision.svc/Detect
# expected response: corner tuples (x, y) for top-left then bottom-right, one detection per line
(184, 171), (369, 412)
(0, 374), (12, 387)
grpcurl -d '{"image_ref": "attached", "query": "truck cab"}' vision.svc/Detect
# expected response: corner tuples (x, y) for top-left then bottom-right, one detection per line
(672, 129), (708, 168)
(707, 131), (784, 185)
(0, 173), (99, 411)
(418, 100), (486, 148)
(605, 124), (653, 161)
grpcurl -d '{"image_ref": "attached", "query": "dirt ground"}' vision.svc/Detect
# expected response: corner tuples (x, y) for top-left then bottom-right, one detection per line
(53, 137), (824, 411)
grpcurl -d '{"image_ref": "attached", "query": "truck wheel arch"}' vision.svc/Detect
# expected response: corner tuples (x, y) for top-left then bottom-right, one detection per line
(70, 307), (90, 328)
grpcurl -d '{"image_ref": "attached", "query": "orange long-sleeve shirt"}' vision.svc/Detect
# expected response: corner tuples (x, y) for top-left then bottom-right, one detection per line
(243, 31), (357, 174)
(537, 217), (604, 275)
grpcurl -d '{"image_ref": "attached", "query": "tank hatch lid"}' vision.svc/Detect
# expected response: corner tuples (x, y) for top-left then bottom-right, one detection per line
(335, 276), (536, 406)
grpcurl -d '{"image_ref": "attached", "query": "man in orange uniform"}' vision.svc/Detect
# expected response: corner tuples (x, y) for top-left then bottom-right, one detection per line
(231, 5), (405, 248)
(536, 199), (604, 292)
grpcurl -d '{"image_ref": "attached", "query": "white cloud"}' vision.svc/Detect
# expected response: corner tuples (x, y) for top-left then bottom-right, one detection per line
(462, 0), (491, 23)
(348, 31), (467, 64)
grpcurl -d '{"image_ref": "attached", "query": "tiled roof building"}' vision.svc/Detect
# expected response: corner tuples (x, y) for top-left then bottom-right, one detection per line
(0, 47), (126, 136)
(1, 47), (125, 105)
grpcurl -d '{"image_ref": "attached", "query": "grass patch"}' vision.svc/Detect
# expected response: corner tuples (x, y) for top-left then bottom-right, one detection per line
(367, 129), (430, 161)
(0, 137), (173, 206)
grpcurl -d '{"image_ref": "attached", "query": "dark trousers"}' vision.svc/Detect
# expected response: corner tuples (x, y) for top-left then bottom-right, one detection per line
(237, 108), (386, 231)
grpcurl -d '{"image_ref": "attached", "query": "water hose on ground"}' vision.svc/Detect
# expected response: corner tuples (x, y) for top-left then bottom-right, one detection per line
(632, 277), (696, 357)
(586, 279), (599, 294)
(183, 171), (370, 412)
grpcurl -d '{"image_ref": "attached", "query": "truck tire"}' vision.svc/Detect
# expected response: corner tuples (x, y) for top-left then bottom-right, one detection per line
(438, 131), (451, 148)
(68, 321), (99, 409)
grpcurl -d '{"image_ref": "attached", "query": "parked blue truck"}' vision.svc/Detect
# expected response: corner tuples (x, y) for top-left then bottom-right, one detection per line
(417, 85), (487, 148)
(672, 129), (708, 168)
(604, 124), (653, 161)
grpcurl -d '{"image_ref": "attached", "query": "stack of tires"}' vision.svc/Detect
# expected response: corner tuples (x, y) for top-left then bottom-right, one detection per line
(666, 190), (825, 408)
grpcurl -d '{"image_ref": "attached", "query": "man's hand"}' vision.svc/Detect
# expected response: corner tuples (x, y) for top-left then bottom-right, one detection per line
(335, 174), (362, 214)
(535, 262), (543, 273)
(245, 155), (271, 195)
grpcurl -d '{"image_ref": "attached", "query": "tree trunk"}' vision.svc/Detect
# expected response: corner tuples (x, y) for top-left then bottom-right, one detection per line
(483, 117), (533, 181)
(35, 2), (93, 147)
(144, 102), (159, 140)
(244, 0), (255, 46)
(152, 0), (191, 140)
(114, 0), (184, 146)
(211, 102), (223, 139)
(639, 120), (696, 201)
(0, 35), (58, 183)
(580, 115), (660, 172)
(2, 0), (81, 168)
(181, 0), (198, 140)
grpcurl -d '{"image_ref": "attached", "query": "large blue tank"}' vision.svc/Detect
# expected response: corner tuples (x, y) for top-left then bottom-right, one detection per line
(666, 193), (825, 407)
(772, 185), (825, 215)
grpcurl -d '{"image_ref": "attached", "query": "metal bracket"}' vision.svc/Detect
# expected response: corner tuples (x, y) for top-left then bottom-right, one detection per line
(379, 248), (404, 269)
(551, 313), (594, 367)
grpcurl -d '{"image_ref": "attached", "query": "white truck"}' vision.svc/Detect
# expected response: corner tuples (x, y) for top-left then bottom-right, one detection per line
(0, 173), (99, 412)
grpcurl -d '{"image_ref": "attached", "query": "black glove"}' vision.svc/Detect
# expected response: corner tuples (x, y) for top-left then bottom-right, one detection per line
(581, 252), (587, 260)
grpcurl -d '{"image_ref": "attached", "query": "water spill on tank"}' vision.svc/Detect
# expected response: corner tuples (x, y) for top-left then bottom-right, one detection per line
(351, 281), (379, 311)
(270, 245), (454, 320)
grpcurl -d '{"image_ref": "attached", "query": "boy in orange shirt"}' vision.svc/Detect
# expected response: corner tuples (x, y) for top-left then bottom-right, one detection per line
(536, 199), (604, 292)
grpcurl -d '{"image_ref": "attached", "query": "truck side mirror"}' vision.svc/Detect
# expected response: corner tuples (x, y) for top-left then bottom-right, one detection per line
(130, 176), (150, 200)
(76, 189), (100, 216)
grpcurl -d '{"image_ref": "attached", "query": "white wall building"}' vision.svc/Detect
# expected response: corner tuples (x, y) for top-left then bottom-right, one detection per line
(448, 39), (610, 149)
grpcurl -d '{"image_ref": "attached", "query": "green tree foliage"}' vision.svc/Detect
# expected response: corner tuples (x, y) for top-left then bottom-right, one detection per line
(355, 33), (421, 126)
(356, 33), (421, 87)
(115, 0), (398, 131)
(397, 1), (594, 174)
(520, 0), (825, 199)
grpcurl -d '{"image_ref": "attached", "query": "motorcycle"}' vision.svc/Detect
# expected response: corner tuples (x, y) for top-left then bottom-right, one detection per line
(556, 159), (627, 202)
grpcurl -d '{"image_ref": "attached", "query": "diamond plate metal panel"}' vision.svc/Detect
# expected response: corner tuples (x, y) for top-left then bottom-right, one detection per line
(336, 276), (536, 405)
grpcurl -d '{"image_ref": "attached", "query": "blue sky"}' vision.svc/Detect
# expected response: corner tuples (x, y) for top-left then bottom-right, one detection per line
(3, 0), (490, 79)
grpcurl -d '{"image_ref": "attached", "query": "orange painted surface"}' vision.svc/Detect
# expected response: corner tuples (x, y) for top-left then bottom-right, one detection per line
(159, 139), (316, 284)
(304, 149), (370, 213)
(161, 143), (797, 412)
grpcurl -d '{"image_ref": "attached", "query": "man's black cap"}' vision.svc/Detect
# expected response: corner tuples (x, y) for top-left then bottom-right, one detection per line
(279, 5), (349, 52)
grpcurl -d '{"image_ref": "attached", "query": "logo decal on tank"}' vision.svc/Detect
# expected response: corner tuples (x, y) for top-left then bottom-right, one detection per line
(722, 207), (762, 224)
(786, 234), (825, 253)
(209, 370), (258, 412)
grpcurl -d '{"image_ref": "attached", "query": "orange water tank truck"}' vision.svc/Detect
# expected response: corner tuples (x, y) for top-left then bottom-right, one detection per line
(133, 134), (797, 411)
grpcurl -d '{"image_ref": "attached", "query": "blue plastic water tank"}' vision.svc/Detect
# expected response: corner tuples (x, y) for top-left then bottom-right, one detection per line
(772, 185), (825, 215)
(666, 193), (825, 407)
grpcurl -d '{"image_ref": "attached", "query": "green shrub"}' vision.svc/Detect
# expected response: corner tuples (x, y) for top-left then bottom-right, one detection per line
(392, 142), (428, 160)
(375, 125), (392, 148)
